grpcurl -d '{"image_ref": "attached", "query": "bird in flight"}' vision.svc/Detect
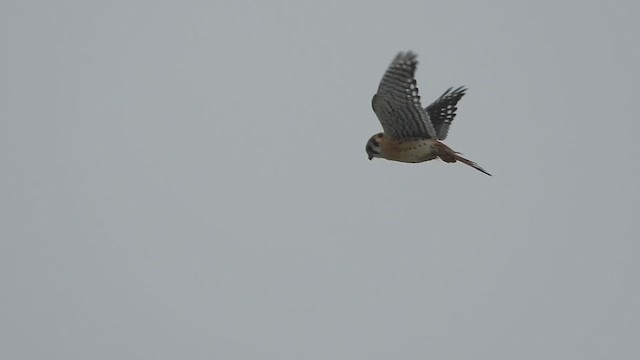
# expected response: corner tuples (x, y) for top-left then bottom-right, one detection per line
(366, 51), (491, 176)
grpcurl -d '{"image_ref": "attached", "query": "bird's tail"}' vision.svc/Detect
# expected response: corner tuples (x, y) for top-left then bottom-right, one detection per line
(433, 141), (492, 176)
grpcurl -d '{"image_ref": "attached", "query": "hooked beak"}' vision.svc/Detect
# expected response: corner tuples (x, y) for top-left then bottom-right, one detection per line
(368, 155), (373, 160)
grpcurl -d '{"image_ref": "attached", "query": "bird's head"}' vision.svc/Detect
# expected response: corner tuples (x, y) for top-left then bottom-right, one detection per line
(365, 133), (384, 160)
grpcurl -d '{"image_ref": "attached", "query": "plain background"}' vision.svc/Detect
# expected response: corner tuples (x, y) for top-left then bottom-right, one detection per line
(2, 1), (639, 359)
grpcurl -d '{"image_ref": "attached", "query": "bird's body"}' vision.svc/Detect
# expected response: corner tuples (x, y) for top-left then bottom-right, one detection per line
(366, 52), (491, 176)
(371, 134), (438, 163)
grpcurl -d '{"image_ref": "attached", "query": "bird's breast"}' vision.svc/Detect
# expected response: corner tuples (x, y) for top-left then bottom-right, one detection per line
(380, 138), (438, 163)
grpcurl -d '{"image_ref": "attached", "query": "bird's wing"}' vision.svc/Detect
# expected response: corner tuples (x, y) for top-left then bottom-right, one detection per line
(371, 52), (437, 140)
(425, 86), (467, 140)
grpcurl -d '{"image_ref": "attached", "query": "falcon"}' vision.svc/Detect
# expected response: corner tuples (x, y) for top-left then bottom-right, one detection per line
(366, 51), (491, 176)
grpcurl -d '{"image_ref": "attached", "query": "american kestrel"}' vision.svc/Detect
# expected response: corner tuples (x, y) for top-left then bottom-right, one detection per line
(366, 51), (491, 176)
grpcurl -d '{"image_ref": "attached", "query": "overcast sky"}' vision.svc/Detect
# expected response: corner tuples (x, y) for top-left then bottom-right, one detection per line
(2, 1), (639, 359)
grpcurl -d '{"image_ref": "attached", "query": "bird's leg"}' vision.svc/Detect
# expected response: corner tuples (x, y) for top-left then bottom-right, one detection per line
(432, 141), (492, 176)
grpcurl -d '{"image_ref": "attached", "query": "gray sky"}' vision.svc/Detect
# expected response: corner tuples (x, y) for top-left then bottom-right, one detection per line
(2, 0), (639, 359)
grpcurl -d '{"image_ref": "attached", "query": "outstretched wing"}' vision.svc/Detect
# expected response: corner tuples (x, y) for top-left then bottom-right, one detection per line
(371, 52), (437, 140)
(425, 86), (467, 140)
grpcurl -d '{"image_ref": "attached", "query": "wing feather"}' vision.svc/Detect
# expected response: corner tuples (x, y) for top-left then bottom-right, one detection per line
(425, 86), (467, 140)
(371, 52), (437, 140)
